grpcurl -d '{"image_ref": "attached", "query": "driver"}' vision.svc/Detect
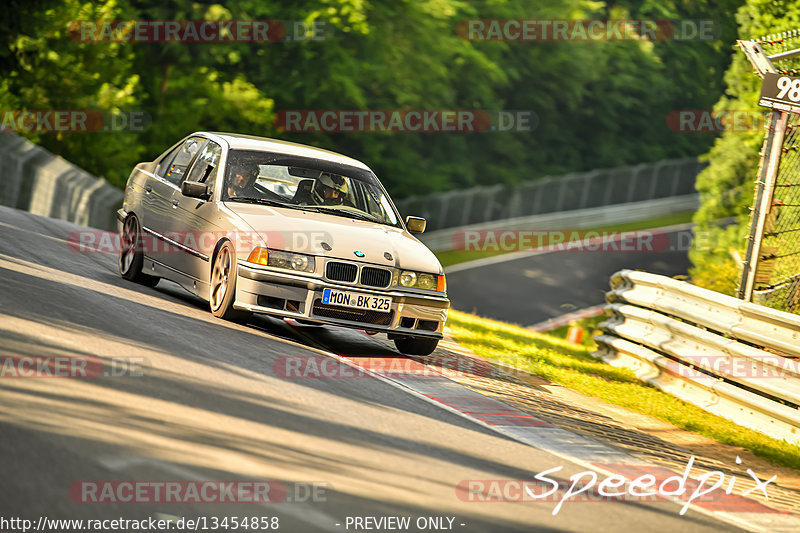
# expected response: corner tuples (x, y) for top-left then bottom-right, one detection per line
(312, 173), (349, 205)
(227, 167), (258, 198)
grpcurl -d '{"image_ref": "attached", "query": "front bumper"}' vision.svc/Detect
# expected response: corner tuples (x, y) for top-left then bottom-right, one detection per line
(235, 263), (449, 338)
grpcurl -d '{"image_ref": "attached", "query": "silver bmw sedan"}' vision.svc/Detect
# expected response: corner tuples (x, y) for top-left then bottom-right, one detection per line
(117, 132), (449, 355)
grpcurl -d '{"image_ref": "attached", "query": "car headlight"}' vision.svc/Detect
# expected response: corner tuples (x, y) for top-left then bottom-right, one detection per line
(397, 270), (446, 292)
(399, 271), (417, 287)
(247, 247), (315, 273)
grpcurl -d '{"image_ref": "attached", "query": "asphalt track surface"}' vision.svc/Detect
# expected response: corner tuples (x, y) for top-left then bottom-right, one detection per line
(0, 207), (741, 532)
(445, 226), (694, 326)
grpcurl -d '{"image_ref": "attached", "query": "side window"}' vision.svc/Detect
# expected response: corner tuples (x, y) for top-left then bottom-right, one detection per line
(161, 137), (205, 185)
(155, 146), (179, 179)
(185, 141), (222, 196)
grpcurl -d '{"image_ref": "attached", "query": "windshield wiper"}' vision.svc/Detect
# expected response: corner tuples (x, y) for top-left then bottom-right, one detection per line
(226, 197), (308, 210)
(315, 206), (380, 223)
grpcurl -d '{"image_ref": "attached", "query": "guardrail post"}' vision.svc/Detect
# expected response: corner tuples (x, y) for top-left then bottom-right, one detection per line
(532, 177), (549, 215)
(578, 171), (598, 209)
(646, 161), (666, 200)
(626, 164), (647, 203)
(555, 173), (575, 211)
(460, 191), (473, 226)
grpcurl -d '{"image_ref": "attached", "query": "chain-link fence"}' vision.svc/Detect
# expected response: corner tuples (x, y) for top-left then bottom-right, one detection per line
(394, 157), (704, 232)
(738, 31), (800, 313)
(755, 111), (800, 310)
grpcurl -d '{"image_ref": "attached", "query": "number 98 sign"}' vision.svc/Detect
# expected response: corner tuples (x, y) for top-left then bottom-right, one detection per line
(759, 72), (800, 112)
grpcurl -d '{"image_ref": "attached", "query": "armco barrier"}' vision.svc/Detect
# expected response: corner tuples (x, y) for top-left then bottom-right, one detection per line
(0, 131), (121, 230)
(595, 269), (800, 445)
(419, 194), (699, 252)
(396, 157), (706, 233)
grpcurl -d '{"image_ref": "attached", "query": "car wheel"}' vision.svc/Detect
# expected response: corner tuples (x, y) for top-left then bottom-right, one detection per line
(210, 241), (252, 323)
(393, 336), (439, 356)
(118, 215), (159, 287)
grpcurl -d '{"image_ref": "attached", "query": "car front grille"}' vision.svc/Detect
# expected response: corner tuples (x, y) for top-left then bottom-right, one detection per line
(360, 267), (392, 288)
(326, 261), (358, 283)
(312, 299), (393, 326)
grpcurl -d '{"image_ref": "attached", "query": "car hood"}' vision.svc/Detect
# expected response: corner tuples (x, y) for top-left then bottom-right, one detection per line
(224, 202), (443, 274)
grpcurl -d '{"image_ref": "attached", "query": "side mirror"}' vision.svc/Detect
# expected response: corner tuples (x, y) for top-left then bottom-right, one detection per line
(405, 216), (426, 234)
(181, 180), (209, 200)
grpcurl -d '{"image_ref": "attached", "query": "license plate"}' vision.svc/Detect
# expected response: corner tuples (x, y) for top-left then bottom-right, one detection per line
(322, 288), (392, 311)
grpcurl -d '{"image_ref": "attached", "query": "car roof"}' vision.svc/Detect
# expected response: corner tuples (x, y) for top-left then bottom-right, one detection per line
(199, 132), (371, 171)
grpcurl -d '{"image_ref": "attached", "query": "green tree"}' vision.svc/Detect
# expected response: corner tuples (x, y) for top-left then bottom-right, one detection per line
(689, 0), (800, 294)
(0, 0), (750, 198)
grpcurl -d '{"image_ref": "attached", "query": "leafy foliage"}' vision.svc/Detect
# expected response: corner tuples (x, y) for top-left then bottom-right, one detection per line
(1, 0), (743, 198)
(689, 0), (800, 294)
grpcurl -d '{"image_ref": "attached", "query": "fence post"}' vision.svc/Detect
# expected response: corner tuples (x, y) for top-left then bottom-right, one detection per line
(738, 111), (788, 301)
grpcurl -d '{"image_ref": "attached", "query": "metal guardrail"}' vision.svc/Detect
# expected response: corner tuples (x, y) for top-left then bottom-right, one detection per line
(396, 157), (706, 233)
(0, 131), (121, 230)
(419, 194), (699, 252)
(595, 269), (800, 445)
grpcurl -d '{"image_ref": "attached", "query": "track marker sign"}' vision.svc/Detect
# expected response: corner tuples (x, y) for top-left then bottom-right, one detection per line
(758, 72), (800, 113)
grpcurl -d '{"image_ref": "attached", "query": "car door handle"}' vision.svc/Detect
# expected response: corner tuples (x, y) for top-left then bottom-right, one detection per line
(145, 185), (152, 193)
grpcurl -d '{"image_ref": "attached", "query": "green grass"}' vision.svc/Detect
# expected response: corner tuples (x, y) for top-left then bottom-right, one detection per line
(446, 309), (800, 470)
(436, 211), (696, 267)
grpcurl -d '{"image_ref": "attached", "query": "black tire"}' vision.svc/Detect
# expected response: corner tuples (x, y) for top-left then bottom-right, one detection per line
(209, 241), (252, 323)
(393, 336), (440, 356)
(118, 215), (159, 287)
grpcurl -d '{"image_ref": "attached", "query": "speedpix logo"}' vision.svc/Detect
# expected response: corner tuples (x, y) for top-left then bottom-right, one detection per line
(457, 456), (777, 516)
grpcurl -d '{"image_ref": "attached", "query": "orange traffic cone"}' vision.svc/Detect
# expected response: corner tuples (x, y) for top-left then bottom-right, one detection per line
(566, 323), (584, 344)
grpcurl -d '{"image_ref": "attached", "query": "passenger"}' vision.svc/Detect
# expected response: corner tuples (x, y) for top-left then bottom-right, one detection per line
(227, 168), (258, 198)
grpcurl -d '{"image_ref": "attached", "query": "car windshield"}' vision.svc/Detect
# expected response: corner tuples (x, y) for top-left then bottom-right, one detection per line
(223, 149), (402, 228)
